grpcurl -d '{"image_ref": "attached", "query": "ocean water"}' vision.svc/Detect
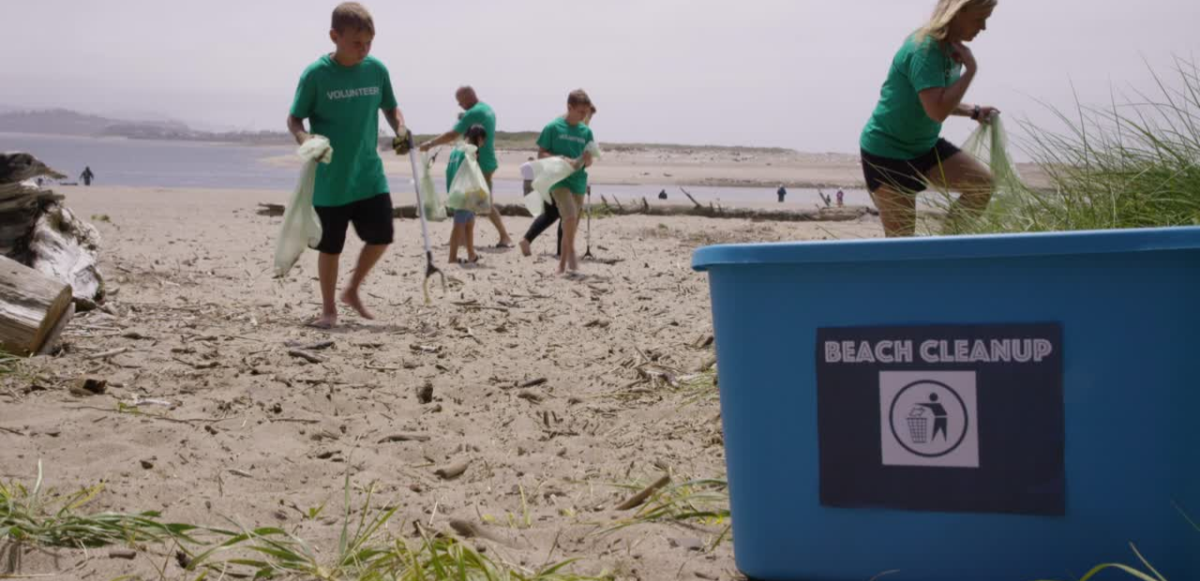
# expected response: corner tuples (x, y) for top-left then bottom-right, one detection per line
(1, 132), (873, 206)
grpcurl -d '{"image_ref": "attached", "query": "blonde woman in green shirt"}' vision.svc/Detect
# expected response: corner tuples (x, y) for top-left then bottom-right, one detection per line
(860, 0), (1000, 237)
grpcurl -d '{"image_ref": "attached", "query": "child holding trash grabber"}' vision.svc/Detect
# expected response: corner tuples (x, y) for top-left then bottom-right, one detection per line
(286, 2), (410, 329)
(445, 124), (489, 265)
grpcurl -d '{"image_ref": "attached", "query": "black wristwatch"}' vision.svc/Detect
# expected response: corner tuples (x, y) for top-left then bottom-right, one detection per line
(970, 105), (982, 120)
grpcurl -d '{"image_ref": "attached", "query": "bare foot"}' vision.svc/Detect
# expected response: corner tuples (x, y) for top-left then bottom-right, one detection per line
(519, 239), (531, 257)
(306, 312), (337, 329)
(340, 288), (374, 320)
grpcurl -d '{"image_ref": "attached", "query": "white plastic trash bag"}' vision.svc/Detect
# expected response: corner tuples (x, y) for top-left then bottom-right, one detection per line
(962, 114), (1023, 196)
(530, 157), (578, 206)
(446, 143), (492, 214)
(520, 161), (545, 217)
(523, 188), (545, 217)
(585, 140), (603, 160)
(420, 151), (447, 222)
(274, 136), (331, 278)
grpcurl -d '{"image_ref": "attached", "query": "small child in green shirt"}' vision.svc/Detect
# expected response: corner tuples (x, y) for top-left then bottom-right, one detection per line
(445, 124), (488, 265)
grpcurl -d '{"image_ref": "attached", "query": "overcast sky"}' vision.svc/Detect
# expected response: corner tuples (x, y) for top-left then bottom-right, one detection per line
(2, 0), (1198, 152)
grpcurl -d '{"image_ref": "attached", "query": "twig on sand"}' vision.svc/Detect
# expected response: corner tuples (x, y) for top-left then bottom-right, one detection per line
(84, 347), (130, 360)
(173, 357), (218, 370)
(287, 349), (325, 364)
(615, 475), (672, 510)
(366, 362), (400, 371)
(449, 519), (521, 548)
(0, 426), (25, 436)
(66, 405), (216, 425)
(285, 340), (335, 351)
(434, 460), (471, 480)
(517, 377), (548, 389)
(377, 433), (432, 444)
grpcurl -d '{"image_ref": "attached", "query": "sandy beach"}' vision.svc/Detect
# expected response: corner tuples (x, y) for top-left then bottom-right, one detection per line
(0, 183), (882, 579)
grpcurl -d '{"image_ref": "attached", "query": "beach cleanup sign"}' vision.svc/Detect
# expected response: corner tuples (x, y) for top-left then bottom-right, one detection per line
(815, 323), (1065, 516)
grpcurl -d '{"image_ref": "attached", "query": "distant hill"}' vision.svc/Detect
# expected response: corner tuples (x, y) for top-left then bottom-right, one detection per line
(0, 109), (128, 136)
(0, 108), (797, 154)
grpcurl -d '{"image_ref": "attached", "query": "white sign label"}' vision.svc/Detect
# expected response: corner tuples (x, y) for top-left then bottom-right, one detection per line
(879, 371), (979, 468)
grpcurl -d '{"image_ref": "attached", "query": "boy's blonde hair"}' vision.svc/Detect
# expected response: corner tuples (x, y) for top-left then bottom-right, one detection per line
(914, 0), (997, 43)
(332, 2), (374, 35)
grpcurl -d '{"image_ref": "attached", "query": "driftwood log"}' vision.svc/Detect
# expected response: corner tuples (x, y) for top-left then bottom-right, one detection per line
(0, 152), (104, 354)
(0, 153), (104, 309)
(0, 255), (74, 355)
(257, 201), (877, 223)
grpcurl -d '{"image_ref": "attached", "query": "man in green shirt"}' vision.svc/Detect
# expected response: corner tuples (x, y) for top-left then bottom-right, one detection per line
(287, 2), (408, 329)
(419, 86), (514, 248)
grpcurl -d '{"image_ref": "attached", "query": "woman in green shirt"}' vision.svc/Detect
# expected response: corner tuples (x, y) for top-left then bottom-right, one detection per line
(860, 0), (999, 237)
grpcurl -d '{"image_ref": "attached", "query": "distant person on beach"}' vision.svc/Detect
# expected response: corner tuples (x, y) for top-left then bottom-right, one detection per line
(80, 166), (95, 186)
(445, 124), (488, 265)
(419, 86), (514, 249)
(521, 105), (596, 258)
(537, 89), (596, 276)
(777, 185), (786, 202)
(860, 0), (998, 237)
(837, 189), (845, 207)
(286, 2), (408, 329)
(658, 189), (668, 200)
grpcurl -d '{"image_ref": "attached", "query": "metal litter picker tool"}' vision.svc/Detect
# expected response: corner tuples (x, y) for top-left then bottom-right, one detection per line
(583, 187), (594, 259)
(402, 134), (444, 304)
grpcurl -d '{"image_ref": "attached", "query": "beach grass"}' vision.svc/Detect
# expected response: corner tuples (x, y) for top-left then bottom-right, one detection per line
(186, 476), (602, 580)
(2, 465), (604, 580)
(1, 461), (204, 574)
(603, 477), (731, 551)
(931, 57), (1200, 235)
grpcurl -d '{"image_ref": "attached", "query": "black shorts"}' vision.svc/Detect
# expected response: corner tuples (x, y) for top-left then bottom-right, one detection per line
(314, 193), (394, 254)
(861, 138), (961, 193)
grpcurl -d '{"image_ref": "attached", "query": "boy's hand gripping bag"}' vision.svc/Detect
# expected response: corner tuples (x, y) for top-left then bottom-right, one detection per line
(273, 136), (331, 278)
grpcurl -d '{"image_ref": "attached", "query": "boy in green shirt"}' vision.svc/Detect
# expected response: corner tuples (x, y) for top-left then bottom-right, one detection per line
(418, 86), (515, 248)
(536, 89), (595, 276)
(286, 2), (409, 329)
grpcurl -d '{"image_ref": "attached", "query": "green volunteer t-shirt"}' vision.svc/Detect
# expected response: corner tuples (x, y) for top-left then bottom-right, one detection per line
(290, 54), (398, 207)
(860, 35), (961, 160)
(453, 102), (497, 174)
(536, 117), (594, 195)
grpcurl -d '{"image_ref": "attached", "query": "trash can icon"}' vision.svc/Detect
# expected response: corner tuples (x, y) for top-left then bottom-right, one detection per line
(907, 407), (929, 444)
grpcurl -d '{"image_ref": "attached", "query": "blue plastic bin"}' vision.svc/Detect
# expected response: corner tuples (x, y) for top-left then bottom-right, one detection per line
(692, 227), (1200, 581)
